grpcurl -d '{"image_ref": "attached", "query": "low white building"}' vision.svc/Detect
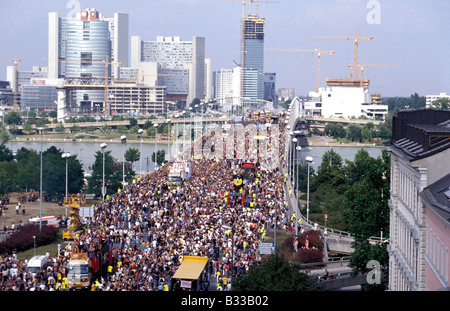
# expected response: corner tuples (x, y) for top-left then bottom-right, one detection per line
(426, 92), (450, 108)
(304, 78), (388, 120)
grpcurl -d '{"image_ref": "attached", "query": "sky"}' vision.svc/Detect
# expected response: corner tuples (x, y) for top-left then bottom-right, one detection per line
(0, 0), (449, 98)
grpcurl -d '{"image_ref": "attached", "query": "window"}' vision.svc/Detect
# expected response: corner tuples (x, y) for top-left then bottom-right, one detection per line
(80, 52), (92, 67)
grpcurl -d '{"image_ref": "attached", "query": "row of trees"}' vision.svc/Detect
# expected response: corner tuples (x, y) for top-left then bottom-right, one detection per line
(0, 143), (162, 200)
(0, 144), (84, 200)
(322, 121), (391, 142)
(294, 148), (390, 276)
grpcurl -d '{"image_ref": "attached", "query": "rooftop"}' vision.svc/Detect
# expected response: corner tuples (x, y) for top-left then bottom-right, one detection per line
(388, 109), (450, 160)
(420, 174), (450, 224)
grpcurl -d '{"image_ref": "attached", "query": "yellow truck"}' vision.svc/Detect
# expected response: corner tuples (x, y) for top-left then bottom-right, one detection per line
(168, 160), (191, 188)
(66, 252), (91, 289)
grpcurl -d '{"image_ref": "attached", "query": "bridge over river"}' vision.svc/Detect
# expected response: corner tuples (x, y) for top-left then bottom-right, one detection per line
(282, 97), (386, 290)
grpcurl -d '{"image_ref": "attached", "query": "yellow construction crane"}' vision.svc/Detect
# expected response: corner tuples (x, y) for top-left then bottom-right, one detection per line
(45, 56), (121, 115)
(347, 59), (399, 87)
(311, 29), (373, 80)
(265, 44), (335, 92)
(219, 0), (277, 102)
(0, 56), (22, 111)
(102, 55), (122, 116)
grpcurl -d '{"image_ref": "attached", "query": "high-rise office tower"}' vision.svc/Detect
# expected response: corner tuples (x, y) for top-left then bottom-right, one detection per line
(131, 35), (206, 104)
(48, 9), (128, 79)
(48, 8), (128, 113)
(241, 14), (265, 108)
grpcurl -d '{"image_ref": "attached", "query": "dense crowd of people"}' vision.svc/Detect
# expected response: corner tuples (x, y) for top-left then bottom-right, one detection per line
(0, 112), (297, 291)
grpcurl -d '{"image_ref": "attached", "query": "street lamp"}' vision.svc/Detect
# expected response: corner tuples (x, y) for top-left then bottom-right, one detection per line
(138, 128), (144, 178)
(154, 123), (159, 171)
(100, 143), (107, 202)
(296, 145), (302, 233)
(292, 138), (298, 234)
(36, 126), (47, 232)
(305, 156), (314, 223)
(121, 135), (127, 186)
(166, 118), (172, 162)
(61, 152), (71, 218)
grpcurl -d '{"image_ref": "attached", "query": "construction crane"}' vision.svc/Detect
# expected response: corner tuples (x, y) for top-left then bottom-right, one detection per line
(265, 44), (335, 92)
(219, 0), (277, 104)
(45, 56), (121, 115)
(0, 56), (22, 111)
(102, 55), (122, 116)
(347, 59), (399, 87)
(311, 29), (373, 80)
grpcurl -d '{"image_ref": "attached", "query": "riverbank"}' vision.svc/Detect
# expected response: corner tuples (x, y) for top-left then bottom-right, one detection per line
(307, 135), (384, 148)
(8, 133), (385, 148)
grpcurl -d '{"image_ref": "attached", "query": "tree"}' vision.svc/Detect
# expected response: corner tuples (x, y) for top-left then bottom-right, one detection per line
(152, 150), (166, 166)
(233, 254), (320, 291)
(344, 150), (390, 277)
(313, 149), (346, 192)
(376, 124), (391, 140)
(0, 143), (14, 162)
(0, 170), (12, 197)
(429, 98), (450, 110)
(15, 147), (39, 191)
(125, 147), (141, 167)
(70, 124), (81, 133)
(129, 117), (138, 127)
(361, 127), (373, 141)
(346, 124), (362, 142)
(4, 111), (22, 125)
(324, 123), (346, 139)
(88, 150), (128, 197)
(117, 125), (128, 134)
(42, 146), (84, 199)
(22, 122), (34, 135)
(101, 124), (112, 133)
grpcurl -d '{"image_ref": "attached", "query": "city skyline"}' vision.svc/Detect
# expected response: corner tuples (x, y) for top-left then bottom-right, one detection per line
(1, 0), (449, 98)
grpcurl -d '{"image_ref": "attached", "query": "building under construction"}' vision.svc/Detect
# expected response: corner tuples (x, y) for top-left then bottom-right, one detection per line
(241, 14), (265, 108)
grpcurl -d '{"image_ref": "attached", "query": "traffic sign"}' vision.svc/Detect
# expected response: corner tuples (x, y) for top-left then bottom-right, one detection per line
(258, 242), (274, 255)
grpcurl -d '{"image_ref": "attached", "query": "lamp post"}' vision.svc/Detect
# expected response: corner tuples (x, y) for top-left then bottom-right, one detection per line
(138, 129), (144, 177)
(292, 137), (298, 234)
(121, 135), (127, 187)
(100, 143), (107, 202)
(296, 145), (302, 233)
(305, 156), (314, 223)
(166, 118), (172, 162)
(61, 152), (71, 218)
(288, 131), (294, 182)
(154, 123), (159, 171)
(36, 126), (47, 232)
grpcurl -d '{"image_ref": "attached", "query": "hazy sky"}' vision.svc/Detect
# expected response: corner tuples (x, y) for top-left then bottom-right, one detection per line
(1, 0), (449, 97)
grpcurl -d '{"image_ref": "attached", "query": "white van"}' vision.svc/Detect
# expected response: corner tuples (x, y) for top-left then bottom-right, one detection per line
(27, 255), (49, 275)
(29, 216), (59, 228)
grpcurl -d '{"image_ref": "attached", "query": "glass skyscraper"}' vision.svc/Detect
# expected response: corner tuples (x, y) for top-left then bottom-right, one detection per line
(65, 19), (111, 79)
(242, 15), (265, 108)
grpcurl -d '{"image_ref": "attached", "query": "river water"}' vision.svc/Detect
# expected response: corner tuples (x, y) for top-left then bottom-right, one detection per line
(6, 139), (383, 174)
